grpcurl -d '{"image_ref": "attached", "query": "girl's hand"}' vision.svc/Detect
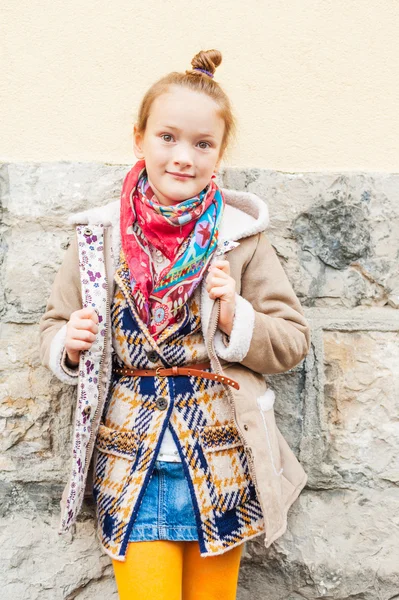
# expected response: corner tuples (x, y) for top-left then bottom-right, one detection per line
(205, 260), (236, 336)
(65, 307), (99, 367)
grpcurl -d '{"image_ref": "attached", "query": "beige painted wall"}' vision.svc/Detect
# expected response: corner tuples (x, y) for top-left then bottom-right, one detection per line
(1, 0), (398, 171)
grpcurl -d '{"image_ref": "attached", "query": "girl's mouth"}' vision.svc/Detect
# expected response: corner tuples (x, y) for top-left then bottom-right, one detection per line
(167, 172), (194, 180)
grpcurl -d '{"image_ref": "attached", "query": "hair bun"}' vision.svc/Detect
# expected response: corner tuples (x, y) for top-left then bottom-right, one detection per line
(190, 49), (222, 77)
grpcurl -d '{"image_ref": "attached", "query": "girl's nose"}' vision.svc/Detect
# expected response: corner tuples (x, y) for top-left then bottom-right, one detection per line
(173, 143), (193, 166)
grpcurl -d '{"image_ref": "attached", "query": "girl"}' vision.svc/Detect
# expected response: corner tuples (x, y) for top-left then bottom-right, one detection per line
(39, 49), (311, 599)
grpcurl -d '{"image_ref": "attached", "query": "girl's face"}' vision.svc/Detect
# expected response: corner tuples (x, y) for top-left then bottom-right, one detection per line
(133, 85), (225, 206)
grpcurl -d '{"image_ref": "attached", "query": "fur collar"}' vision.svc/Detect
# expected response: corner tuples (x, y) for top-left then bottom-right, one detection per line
(67, 188), (269, 242)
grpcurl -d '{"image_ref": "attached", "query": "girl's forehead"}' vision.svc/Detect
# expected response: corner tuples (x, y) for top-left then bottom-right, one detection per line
(149, 87), (223, 130)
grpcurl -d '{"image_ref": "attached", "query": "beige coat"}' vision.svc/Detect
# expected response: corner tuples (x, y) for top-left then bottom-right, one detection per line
(39, 187), (311, 551)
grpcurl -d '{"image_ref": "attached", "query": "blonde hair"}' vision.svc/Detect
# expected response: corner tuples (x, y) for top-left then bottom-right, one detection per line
(135, 49), (236, 160)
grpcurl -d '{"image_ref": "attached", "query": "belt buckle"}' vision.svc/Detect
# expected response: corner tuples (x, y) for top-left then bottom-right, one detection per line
(155, 366), (165, 378)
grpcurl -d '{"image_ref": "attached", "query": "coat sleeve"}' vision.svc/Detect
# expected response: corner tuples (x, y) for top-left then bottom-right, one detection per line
(213, 231), (311, 374)
(39, 231), (82, 385)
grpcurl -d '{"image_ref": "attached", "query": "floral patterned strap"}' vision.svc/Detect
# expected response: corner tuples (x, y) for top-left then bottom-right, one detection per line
(59, 224), (108, 532)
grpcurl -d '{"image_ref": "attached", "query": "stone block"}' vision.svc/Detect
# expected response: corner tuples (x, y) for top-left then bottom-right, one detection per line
(221, 168), (399, 309)
(2, 225), (74, 322)
(4, 162), (126, 222)
(239, 488), (399, 599)
(323, 330), (399, 488)
(267, 365), (306, 457)
(0, 323), (76, 474)
(0, 513), (118, 600)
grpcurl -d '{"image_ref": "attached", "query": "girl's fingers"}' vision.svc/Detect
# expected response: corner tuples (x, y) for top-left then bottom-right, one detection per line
(70, 328), (97, 343)
(206, 269), (231, 283)
(209, 265), (229, 277)
(67, 339), (94, 352)
(66, 309), (98, 354)
(72, 317), (99, 334)
(206, 270), (236, 298)
(74, 307), (99, 323)
(211, 260), (230, 274)
(206, 276), (230, 289)
(208, 284), (231, 300)
(208, 273), (229, 285)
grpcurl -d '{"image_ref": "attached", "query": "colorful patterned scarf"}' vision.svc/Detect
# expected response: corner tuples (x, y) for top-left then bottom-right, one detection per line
(120, 159), (225, 339)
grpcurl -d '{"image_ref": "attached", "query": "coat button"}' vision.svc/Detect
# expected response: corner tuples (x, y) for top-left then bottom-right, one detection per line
(147, 350), (159, 363)
(155, 397), (168, 411)
(83, 405), (92, 415)
(243, 424), (249, 431)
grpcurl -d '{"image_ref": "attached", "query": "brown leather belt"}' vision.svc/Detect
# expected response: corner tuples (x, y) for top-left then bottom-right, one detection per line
(113, 362), (240, 390)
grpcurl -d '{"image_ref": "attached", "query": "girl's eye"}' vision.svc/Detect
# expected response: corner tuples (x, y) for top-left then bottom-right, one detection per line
(160, 134), (211, 149)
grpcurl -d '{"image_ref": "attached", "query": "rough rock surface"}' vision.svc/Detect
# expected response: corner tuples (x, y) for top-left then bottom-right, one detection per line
(1, 162), (398, 599)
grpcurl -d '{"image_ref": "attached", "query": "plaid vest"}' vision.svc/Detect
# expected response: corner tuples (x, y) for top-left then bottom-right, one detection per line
(92, 249), (265, 559)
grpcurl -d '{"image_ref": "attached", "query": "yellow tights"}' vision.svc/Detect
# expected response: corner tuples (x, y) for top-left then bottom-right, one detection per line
(112, 540), (243, 600)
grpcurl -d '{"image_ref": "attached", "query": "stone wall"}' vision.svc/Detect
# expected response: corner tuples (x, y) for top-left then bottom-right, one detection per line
(1, 163), (398, 599)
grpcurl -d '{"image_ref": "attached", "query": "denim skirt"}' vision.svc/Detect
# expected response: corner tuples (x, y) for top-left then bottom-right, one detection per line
(128, 460), (199, 542)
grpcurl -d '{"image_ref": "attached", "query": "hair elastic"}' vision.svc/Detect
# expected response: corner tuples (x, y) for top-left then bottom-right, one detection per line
(193, 68), (214, 78)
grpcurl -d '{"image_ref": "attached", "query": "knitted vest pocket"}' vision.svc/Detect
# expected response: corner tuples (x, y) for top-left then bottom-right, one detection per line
(95, 423), (139, 460)
(198, 423), (258, 514)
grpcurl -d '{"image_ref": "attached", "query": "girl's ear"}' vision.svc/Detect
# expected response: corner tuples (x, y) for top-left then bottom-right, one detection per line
(133, 123), (145, 159)
(214, 156), (223, 174)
